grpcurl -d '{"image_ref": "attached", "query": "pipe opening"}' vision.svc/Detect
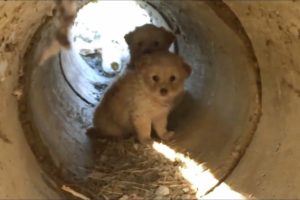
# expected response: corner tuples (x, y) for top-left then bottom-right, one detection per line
(61, 0), (175, 106)
(18, 0), (261, 199)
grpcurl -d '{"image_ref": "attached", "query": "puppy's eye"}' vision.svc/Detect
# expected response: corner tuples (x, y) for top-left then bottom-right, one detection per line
(152, 75), (159, 82)
(170, 75), (176, 82)
(154, 41), (159, 47)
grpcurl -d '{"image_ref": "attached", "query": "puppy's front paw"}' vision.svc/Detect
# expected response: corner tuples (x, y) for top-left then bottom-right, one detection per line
(161, 131), (175, 141)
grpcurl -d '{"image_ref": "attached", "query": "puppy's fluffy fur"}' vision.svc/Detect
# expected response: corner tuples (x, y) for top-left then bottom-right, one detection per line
(124, 24), (175, 69)
(88, 52), (191, 144)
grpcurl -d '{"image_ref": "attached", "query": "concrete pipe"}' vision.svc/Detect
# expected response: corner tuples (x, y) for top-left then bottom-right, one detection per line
(0, 0), (299, 199)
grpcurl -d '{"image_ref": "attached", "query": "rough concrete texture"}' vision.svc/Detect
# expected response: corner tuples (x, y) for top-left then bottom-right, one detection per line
(0, 1), (58, 199)
(224, 1), (300, 198)
(0, 0), (300, 199)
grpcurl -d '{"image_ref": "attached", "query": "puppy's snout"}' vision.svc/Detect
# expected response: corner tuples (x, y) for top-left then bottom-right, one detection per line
(160, 88), (168, 96)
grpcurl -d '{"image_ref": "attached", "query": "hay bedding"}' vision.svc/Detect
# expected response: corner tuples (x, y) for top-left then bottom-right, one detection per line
(66, 38), (196, 200)
(65, 138), (197, 200)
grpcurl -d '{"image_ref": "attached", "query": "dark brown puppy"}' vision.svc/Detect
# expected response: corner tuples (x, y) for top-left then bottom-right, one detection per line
(124, 24), (176, 69)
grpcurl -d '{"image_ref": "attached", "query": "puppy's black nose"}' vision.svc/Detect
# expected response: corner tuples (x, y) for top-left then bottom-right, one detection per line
(143, 49), (151, 54)
(160, 88), (168, 96)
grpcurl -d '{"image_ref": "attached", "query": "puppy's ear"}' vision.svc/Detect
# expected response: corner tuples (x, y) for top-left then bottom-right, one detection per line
(124, 32), (133, 45)
(182, 62), (192, 78)
(160, 27), (176, 47)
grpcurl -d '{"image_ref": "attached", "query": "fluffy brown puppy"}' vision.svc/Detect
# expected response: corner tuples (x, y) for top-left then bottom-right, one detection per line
(87, 51), (191, 145)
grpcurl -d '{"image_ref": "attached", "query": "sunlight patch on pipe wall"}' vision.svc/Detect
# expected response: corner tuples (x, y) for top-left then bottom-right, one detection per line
(152, 142), (245, 199)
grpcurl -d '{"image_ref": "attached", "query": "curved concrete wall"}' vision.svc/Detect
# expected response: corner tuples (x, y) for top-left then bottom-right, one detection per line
(0, 0), (299, 198)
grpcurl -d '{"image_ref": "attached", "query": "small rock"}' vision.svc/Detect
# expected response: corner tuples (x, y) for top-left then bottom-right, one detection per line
(182, 187), (189, 193)
(155, 186), (170, 196)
